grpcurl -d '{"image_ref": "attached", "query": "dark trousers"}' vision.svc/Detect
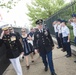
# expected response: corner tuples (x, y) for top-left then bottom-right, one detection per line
(59, 33), (65, 50)
(63, 37), (71, 56)
(40, 51), (55, 73)
(55, 32), (62, 48)
(74, 37), (76, 45)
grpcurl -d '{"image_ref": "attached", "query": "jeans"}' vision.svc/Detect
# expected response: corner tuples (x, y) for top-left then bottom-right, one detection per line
(63, 37), (71, 56)
(55, 32), (62, 47)
(41, 51), (55, 73)
(74, 37), (76, 45)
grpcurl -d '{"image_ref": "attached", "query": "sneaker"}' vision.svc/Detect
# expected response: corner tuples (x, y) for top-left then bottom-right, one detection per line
(74, 60), (76, 63)
(51, 72), (57, 75)
(65, 55), (71, 57)
(26, 65), (30, 70)
(31, 60), (34, 63)
(44, 66), (48, 71)
(61, 49), (65, 52)
(57, 47), (62, 49)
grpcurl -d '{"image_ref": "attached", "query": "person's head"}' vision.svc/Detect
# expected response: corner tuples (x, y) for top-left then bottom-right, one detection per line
(61, 20), (67, 27)
(36, 19), (43, 29)
(2, 25), (10, 35)
(21, 28), (26, 35)
(68, 19), (73, 24)
(30, 28), (34, 32)
(9, 27), (14, 33)
(52, 21), (57, 25)
(56, 19), (62, 25)
(33, 27), (38, 32)
(71, 14), (76, 22)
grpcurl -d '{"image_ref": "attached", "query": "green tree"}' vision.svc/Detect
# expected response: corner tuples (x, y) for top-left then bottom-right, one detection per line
(0, 0), (20, 9)
(27, 0), (65, 26)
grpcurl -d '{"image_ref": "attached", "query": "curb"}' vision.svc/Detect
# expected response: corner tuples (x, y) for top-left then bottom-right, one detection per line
(52, 36), (76, 56)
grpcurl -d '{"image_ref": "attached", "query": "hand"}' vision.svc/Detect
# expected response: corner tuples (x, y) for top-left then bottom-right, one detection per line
(52, 47), (54, 50)
(67, 40), (70, 42)
(0, 31), (4, 39)
(20, 52), (24, 59)
(21, 52), (24, 55)
(35, 49), (38, 54)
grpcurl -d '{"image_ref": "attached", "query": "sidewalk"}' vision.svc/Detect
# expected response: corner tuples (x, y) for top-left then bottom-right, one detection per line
(3, 45), (76, 75)
(52, 36), (76, 55)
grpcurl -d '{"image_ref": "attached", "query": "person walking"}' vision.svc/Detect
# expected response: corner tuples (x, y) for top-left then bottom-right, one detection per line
(21, 28), (34, 69)
(0, 25), (24, 75)
(34, 19), (57, 75)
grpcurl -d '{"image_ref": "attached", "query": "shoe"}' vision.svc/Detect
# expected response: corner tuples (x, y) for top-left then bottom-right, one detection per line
(44, 66), (48, 71)
(62, 50), (65, 52)
(26, 65), (30, 70)
(61, 49), (65, 52)
(31, 60), (34, 63)
(57, 47), (62, 49)
(57, 47), (59, 49)
(65, 54), (68, 57)
(74, 60), (76, 63)
(33, 52), (35, 55)
(61, 49), (63, 51)
(22, 56), (24, 59)
(65, 55), (71, 57)
(51, 72), (57, 75)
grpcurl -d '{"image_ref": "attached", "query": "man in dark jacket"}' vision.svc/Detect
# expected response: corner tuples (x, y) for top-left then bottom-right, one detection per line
(0, 25), (24, 75)
(33, 19), (57, 75)
(9, 27), (21, 40)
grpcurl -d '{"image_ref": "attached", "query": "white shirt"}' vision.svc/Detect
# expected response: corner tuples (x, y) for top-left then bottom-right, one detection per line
(58, 24), (62, 34)
(62, 26), (70, 38)
(53, 24), (58, 33)
(27, 40), (33, 45)
(71, 22), (76, 37)
(39, 29), (43, 33)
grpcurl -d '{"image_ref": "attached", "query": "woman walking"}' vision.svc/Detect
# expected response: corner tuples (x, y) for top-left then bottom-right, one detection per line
(21, 28), (34, 69)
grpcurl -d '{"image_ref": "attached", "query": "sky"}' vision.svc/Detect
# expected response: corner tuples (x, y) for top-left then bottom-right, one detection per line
(0, 0), (71, 29)
(0, 0), (33, 28)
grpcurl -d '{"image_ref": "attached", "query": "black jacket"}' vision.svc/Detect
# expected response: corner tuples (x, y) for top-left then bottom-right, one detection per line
(33, 28), (54, 54)
(0, 33), (23, 59)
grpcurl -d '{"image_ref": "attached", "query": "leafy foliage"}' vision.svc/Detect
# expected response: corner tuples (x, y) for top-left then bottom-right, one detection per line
(0, 0), (20, 9)
(26, 0), (66, 26)
(52, 1), (76, 42)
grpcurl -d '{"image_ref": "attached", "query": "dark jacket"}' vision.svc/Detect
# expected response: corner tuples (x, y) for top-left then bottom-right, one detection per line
(33, 28), (54, 54)
(0, 33), (23, 59)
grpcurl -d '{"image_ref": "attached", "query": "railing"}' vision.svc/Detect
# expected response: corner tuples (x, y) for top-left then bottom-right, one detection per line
(45, 1), (76, 45)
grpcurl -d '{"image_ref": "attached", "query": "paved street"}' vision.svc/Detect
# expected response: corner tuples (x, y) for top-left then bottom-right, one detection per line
(3, 45), (76, 75)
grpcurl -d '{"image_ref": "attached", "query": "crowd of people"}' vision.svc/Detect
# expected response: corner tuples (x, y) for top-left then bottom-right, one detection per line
(52, 14), (76, 61)
(0, 14), (76, 75)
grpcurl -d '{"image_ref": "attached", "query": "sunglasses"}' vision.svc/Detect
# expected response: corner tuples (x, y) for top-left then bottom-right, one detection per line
(9, 29), (13, 30)
(21, 31), (25, 32)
